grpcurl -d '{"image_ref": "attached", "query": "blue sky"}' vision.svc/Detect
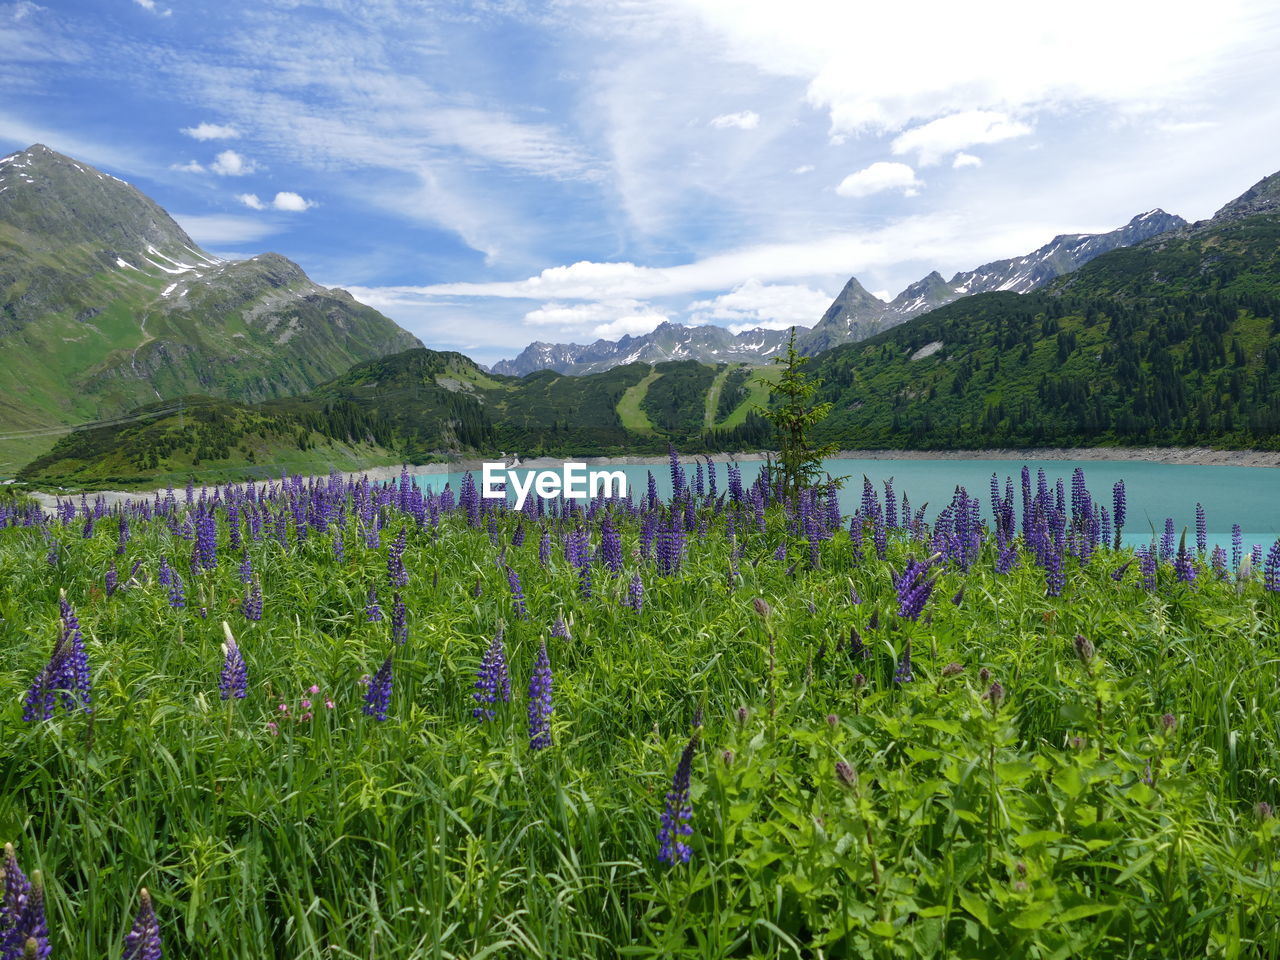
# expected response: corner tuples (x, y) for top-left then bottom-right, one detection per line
(3, 0), (1280, 365)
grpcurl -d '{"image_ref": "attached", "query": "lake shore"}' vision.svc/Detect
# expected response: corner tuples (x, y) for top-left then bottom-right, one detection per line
(26, 445), (1278, 510)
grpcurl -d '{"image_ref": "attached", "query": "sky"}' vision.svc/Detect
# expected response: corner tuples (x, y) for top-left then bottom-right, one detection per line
(3, 0), (1280, 366)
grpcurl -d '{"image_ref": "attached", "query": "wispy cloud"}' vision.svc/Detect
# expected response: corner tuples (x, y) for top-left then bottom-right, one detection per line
(170, 213), (280, 246)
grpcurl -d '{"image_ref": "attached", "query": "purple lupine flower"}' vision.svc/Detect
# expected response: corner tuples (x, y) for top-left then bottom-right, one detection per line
(1232, 524), (1243, 572)
(1174, 544), (1197, 584)
(473, 632), (510, 721)
(1210, 545), (1228, 580)
(123, 888), (163, 960)
(194, 511), (218, 571)
(158, 557), (172, 587)
(1112, 480), (1126, 548)
(388, 526), (409, 587)
(238, 551), (253, 584)
(1159, 518), (1176, 562)
(1138, 545), (1157, 591)
(538, 531), (552, 567)
(219, 632), (247, 700)
(669, 444), (686, 500)
(893, 559), (935, 621)
(600, 515), (623, 574)
(506, 566), (528, 619)
(1254, 543), (1265, 569)
(512, 523), (526, 547)
(460, 472), (480, 527)
(5, 869), (49, 960)
(1110, 559), (1133, 582)
(577, 562), (593, 600)
(1044, 546), (1065, 597)
(1195, 504), (1207, 556)
(1264, 540), (1280, 593)
(365, 585), (383, 622)
(657, 733), (698, 865)
(626, 572), (644, 613)
(551, 614), (571, 639)
(527, 641), (553, 751)
(893, 641), (914, 685)
(362, 653), (394, 721)
(241, 579), (262, 622)
(392, 593), (409, 644)
(2, 843), (31, 938)
(105, 562), (119, 598)
(332, 528), (346, 563)
(168, 572), (185, 609)
(995, 541), (1019, 574)
(116, 514), (131, 555)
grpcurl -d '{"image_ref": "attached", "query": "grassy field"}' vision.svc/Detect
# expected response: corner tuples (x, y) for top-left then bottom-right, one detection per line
(0, 462), (1278, 958)
(617, 367), (662, 433)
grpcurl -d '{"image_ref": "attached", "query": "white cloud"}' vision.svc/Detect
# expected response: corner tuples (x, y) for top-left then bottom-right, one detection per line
(271, 190), (313, 211)
(133, 0), (170, 15)
(356, 213), (1087, 305)
(891, 111), (1031, 166)
(665, 0), (1274, 137)
(687, 279), (830, 331)
(523, 299), (670, 339)
(953, 152), (983, 169)
(792, 164), (814, 174)
(181, 122), (241, 141)
(236, 193), (265, 210)
(871, 289), (891, 301)
(835, 161), (922, 198)
(709, 110), (760, 130)
(210, 149), (256, 176)
(170, 213), (280, 246)
(170, 159), (205, 173)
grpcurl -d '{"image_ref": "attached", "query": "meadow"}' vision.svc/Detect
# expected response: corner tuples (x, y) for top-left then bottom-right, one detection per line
(0, 456), (1278, 959)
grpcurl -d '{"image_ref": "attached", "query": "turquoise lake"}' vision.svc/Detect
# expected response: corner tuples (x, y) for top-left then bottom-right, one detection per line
(415, 458), (1279, 551)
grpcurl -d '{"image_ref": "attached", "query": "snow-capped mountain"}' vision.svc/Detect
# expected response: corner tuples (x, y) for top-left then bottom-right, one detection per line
(490, 322), (790, 376)
(799, 209), (1187, 354)
(491, 209), (1186, 376)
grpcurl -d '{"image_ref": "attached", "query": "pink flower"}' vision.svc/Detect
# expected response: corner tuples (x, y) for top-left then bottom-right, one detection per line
(301, 699), (312, 710)
(278, 703), (289, 712)
(266, 721), (279, 736)
(324, 699), (335, 710)
(301, 712), (313, 721)
(309, 684), (320, 694)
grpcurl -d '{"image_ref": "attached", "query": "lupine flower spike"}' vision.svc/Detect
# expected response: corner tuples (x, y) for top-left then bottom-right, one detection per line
(527, 641), (553, 751)
(123, 887), (163, 960)
(219, 622), (247, 700)
(658, 733), (698, 865)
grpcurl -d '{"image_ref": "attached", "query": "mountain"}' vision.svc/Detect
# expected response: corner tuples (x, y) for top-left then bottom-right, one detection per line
(491, 210), (1186, 376)
(490, 321), (789, 376)
(805, 173), (1280, 450)
(799, 210), (1187, 354)
(0, 144), (421, 471)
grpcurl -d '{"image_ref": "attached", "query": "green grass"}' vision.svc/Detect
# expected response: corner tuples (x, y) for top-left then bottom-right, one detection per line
(617, 367), (661, 432)
(703, 365), (734, 429)
(1, 470), (1278, 958)
(718, 365), (778, 430)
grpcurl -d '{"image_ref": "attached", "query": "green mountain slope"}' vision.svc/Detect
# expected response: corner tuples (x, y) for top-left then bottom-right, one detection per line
(806, 171), (1280, 449)
(18, 350), (771, 486)
(0, 144), (421, 472)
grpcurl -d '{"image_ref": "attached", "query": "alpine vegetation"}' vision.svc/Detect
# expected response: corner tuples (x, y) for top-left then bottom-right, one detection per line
(0, 459), (1278, 957)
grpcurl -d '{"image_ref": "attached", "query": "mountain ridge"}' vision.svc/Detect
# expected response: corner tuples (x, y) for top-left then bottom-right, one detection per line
(491, 209), (1186, 375)
(0, 143), (422, 470)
